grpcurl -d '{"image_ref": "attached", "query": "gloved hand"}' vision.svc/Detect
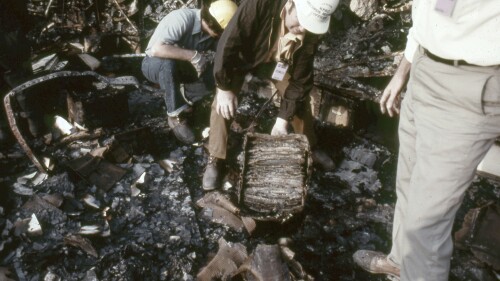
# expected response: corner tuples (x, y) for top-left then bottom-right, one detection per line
(216, 89), (238, 120)
(190, 51), (207, 77)
(271, 117), (288, 136)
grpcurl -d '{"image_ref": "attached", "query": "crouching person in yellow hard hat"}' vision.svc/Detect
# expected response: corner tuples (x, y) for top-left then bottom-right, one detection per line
(202, 0), (340, 190)
(142, 0), (237, 144)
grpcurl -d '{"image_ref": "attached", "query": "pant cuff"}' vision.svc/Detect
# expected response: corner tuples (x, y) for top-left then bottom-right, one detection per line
(167, 104), (191, 117)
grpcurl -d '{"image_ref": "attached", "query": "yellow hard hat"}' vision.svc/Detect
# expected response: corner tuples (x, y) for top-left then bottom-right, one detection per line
(208, 0), (237, 29)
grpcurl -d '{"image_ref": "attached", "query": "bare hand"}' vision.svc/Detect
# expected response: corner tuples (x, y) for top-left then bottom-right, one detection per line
(380, 57), (411, 117)
(271, 117), (288, 136)
(216, 89), (238, 119)
(380, 78), (403, 117)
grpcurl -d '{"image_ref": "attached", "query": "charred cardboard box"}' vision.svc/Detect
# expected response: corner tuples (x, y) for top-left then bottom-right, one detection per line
(238, 133), (312, 222)
(67, 82), (129, 129)
(318, 90), (355, 128)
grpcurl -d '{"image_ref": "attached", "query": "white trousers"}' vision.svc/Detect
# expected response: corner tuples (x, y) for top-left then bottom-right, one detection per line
(388, 47), (500, 281)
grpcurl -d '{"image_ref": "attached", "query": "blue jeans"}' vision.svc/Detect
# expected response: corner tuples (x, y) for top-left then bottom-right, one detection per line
(141, 56), (215, 116)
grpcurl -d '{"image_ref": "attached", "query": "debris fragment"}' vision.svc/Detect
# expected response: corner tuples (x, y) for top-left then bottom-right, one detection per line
(77, 53), (101, 71)
(350, 0), (378, 20)
(223, 181), (233, 191)
(83, 194), (101, 209)
(130, 171), (146, 197)
(66, 154), (127, 191)
(241, 217), (257, 235)
(28, 214), (43, 236)
(279, 242), (314, 281)
(236, 244), (291, 281)
(159, 159), (177, 173)
(79, 225), (101, 235)
(202, 127), (210, 139)
(64, 234), (98, 258)
(200, 204), (246, 232)
(455, 202), (500, 270)
(41, 194), (64, 208)
(12, 184), (34, 196)
(197, 238), (248, 281)
(196, 192), (240, 215)
(54, 115), (74, 136)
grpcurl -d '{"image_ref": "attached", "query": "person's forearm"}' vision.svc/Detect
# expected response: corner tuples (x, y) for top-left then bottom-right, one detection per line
(149, 42), (196, 61)
(395, 56), (411, 82)
(379, 55), (412, 116)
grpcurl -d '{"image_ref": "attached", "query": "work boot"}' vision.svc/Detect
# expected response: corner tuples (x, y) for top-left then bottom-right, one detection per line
(353, 250), (400, 280)
(167, 115), (195, 144)
(311, 149), (335, 171)
(202, 156), (223, 191)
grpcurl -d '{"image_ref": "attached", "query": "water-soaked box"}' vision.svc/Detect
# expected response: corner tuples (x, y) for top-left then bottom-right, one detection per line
(67, 83), (129, 128)
(238, 133), (312, 221)
(319, 92), (353, 128)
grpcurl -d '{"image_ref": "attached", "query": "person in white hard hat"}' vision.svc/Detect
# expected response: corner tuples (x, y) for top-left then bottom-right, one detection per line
(142, 0), (237, 144)
(202, 0), (340, 190)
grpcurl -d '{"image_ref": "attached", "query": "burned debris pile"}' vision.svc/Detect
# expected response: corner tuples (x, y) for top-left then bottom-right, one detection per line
(314, 0), (412, 102)
(0, 0), (499, 281)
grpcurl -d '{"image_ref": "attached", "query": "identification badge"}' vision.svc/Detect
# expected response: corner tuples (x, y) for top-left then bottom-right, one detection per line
(271, 62), (289, 81)
(435, 0), (457, 17)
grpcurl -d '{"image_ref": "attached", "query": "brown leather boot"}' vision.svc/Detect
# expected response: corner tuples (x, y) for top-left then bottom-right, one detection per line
(167, 115), (195, 144)
(202, 156), (224, 191)
(353, 250), (400, 280)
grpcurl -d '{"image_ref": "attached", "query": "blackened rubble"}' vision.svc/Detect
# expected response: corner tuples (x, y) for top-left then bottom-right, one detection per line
(0, 0), (499, 281)
(1, 70), (498, 281)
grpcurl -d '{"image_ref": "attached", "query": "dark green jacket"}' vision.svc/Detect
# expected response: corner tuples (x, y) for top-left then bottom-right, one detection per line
(213, 0), (320, 120)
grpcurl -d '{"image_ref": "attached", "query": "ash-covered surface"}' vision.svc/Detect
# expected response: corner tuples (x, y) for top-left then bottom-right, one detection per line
(0, 62), (499, 281)
(0, 0), (499, 280)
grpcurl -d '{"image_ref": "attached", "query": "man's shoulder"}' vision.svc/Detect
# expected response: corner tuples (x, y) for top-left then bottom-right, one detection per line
(169, 8), (198, 16)
(164, 8), (199, 22)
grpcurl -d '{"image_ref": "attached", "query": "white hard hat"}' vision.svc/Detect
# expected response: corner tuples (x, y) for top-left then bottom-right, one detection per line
(294, 0), (340, 34)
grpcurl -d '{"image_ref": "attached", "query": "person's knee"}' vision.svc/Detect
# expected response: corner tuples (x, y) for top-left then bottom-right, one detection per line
(403, 211), (452, 247)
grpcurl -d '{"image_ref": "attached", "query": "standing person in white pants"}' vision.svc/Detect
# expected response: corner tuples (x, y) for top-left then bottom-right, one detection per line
(353, 0), (500, 280)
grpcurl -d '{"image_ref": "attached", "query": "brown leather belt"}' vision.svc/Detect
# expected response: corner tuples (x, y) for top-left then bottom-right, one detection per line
(423, 48), (474, 67)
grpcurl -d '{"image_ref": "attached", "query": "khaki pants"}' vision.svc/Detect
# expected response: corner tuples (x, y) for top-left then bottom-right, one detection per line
(208, 77), (317, 159)
(388, 47), (500, 281)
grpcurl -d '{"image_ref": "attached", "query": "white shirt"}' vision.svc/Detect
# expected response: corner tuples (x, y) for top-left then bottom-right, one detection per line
(404, 0), (500, 66)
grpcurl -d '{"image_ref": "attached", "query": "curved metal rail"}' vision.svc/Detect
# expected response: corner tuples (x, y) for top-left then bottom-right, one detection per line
(3, 70), (139, 173)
